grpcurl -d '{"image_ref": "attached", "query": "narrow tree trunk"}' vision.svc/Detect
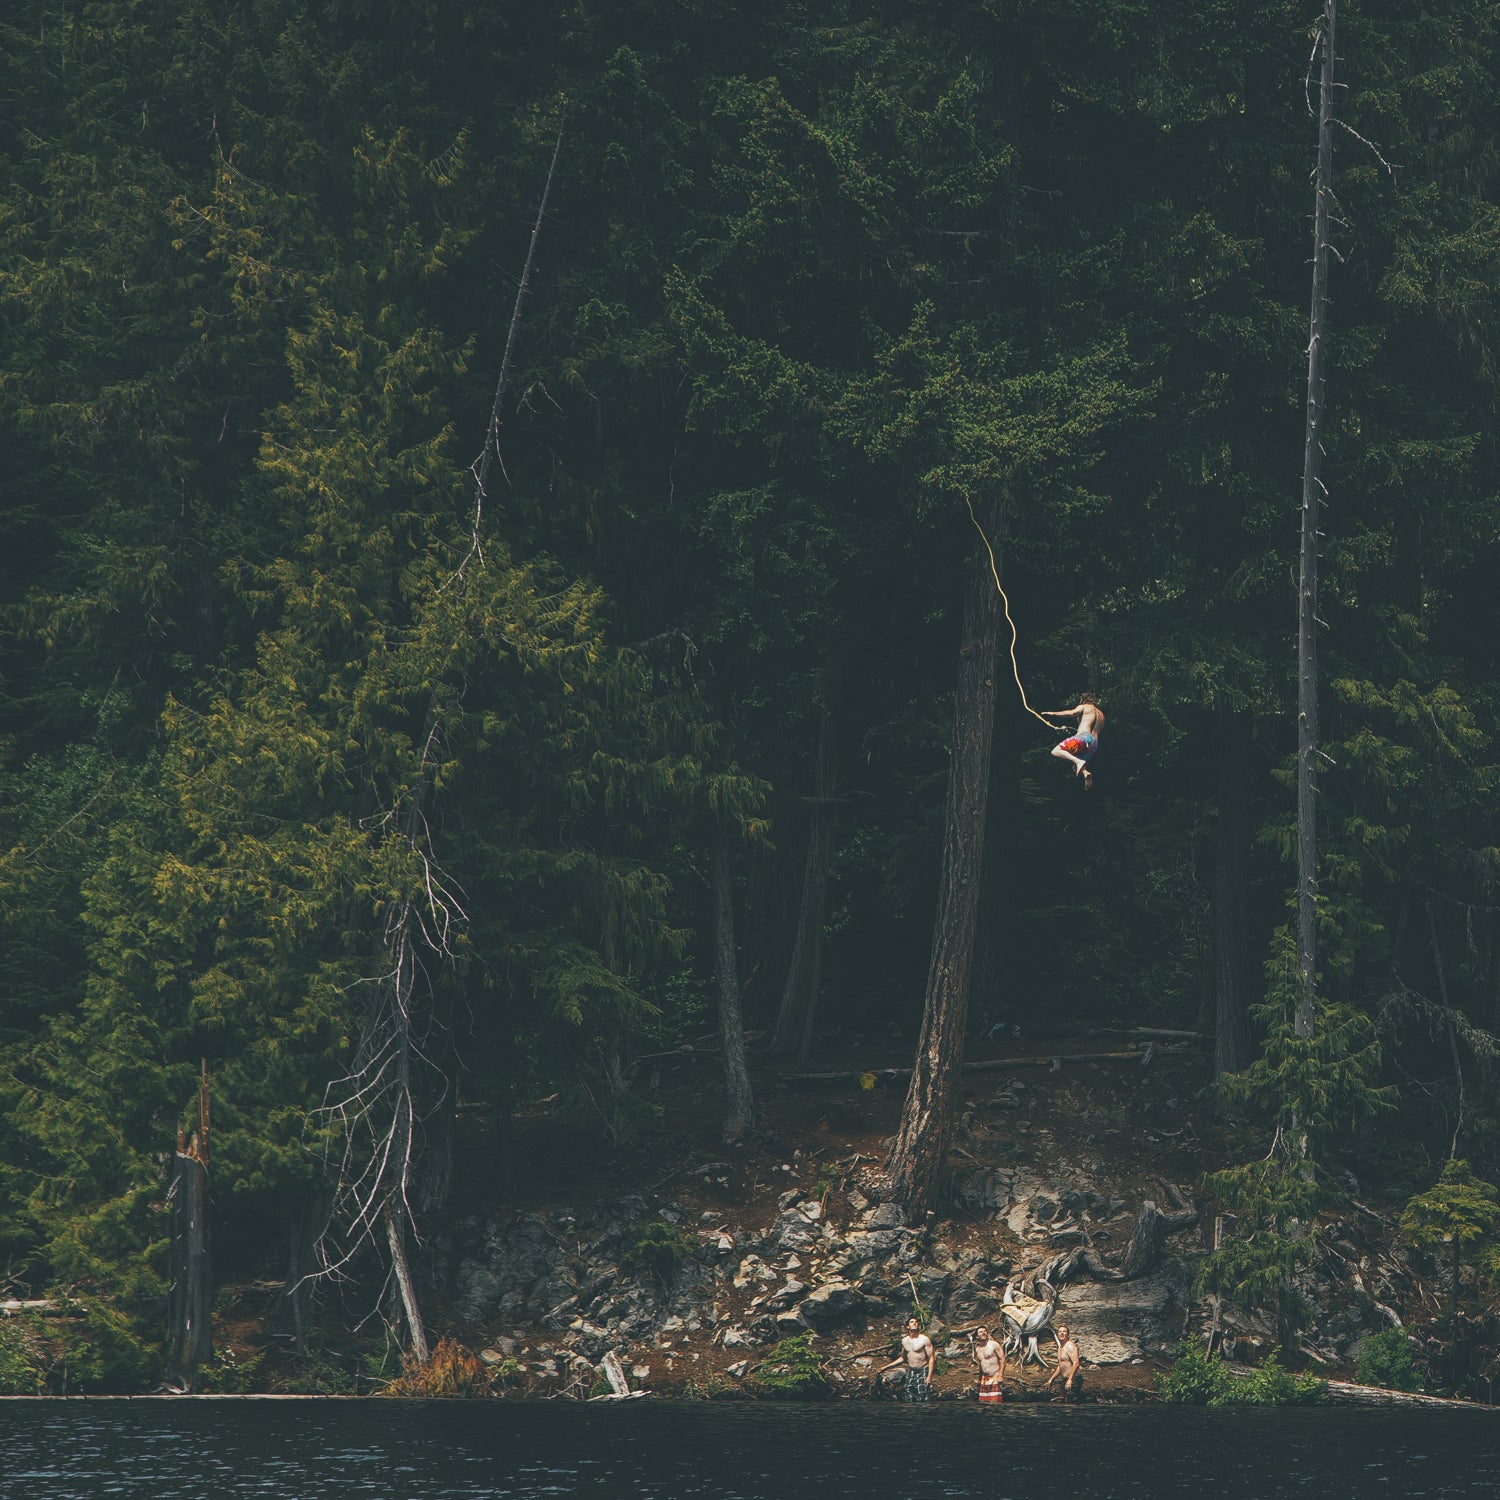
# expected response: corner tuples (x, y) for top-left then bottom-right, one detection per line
(164, 1065), (213, 1387)
(1214, 710), (1254, 1078)
(1296, 0), (1336, 1043)
(385, 1200), (430, 1366)
(1193, 829), (1216, 1036)
(1426, 901), (1466, 1159)
(972, 673), (1023, 1029)
(885, 503), (1002, 1212)
(164, 1151), (212, 1386)
(711, 823), (755, 1143)
(768, 681), (837, 1057)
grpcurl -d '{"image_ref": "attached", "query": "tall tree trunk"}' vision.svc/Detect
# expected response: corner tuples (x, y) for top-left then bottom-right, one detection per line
(768, 679), (837, 1058)
(972, 672), (1023, 1029)
(1194, 829), (1216, 1036)
(885, 503), (1002, 1212)
(711, 822), (755, 1143)
(1296, 0), (1336, 1044)
(1214, 710), (1254, 1078)
(164, 1063), (212, 1388)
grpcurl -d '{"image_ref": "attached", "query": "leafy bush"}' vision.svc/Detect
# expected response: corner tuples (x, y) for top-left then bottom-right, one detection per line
(0, 1318), (43, 1395)
(619, 1220), (696, 1283)
(281, 1357), (356, 1395)
(1355, 1327), (1421, 1392)
(1158, 1341), (1233, 1404)
(1220, 1354), (1325, 1406)
(385, 1338), (492, 1398)
(1158, 1342), (1325, 1406)
(751, 1333), (828, 1399)
(198, 1346), (266, 1394)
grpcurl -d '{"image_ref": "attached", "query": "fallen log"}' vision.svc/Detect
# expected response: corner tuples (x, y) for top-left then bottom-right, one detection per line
(1322, 1379), (1498, 1410)
(0, 1298), (84, 1318)
(784, 1051), (1155, 1085)
(1091, 1027), (1204, 1040)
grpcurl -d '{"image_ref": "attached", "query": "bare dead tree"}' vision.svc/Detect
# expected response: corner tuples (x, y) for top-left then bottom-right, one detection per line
(1296, 0), (1336, 1048)
(309, 123), (565, 1363)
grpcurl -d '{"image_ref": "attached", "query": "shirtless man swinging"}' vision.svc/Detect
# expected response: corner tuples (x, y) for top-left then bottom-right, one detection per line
(971, 1325), (1006, 1404)
(1045, 695), (1104, 791)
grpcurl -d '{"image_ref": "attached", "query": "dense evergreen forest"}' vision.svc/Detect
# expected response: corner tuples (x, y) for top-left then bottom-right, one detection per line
(3, 0), (1500, 1390)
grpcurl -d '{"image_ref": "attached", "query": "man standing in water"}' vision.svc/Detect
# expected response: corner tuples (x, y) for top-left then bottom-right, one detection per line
(1046, 695), (1104, 791)
(1045, 1324), (1083, 1401)
(971, 1325), (1006, 1404)
(877, 1316), (935, 1402)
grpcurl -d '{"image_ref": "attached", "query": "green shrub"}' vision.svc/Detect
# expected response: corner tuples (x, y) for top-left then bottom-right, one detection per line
(1355, 1327), (1421, 1392)
(751, 1332), (827, 1399)
(198, 1346), (266, 1394)
(619, 1220), (695, 1282)
(1158, 1342), (1325, 1407)
(1219, 1353), (1326, 1406)
(0, 1318), (44, 1395)
(1157, 1341), (1233, 1404)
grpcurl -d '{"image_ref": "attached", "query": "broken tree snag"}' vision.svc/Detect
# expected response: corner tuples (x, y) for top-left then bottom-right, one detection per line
(1116, 1184), (1198, 1280)
(385, 1200), (430, 1366)
(164, 1060), (213, 1387)
(1037, 1185), (1198, 1286)
(599, 1349), (631, 1397)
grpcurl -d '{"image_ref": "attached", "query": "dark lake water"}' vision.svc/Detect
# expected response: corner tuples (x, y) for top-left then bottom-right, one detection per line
(1, 1397), (1497, 1499)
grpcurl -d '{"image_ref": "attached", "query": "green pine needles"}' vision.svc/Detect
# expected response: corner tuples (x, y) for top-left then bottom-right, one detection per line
(1198, 931), (1395, 1342)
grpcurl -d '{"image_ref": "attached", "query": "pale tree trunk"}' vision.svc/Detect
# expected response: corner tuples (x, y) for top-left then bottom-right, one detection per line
(385, 1200), (429, 1366)
(768, 678), (837, 1059)
(711, 823), (755, 1143)
(885, 503), (1002, 1212)
(1215, 711), (1254, 1079)
(1297, 0), (1336, 1045)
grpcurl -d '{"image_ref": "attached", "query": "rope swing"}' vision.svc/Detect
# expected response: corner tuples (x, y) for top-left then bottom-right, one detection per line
(962, 495), (1056, 730)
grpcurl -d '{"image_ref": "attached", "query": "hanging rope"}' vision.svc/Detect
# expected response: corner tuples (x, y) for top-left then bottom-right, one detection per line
(962, 495), (1056, 729)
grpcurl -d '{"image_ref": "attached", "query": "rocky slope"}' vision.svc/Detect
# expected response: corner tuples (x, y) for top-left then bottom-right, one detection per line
(418, 1033), (1428, 1400)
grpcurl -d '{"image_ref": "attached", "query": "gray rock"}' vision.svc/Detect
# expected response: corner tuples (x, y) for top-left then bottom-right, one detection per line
(767, 1279), (808, 1310)
(799, 1280), (864, 1329)
(1056, 1260), (1190, 1364)
(862, 1203), (909, 1230)
(774, 1307), (810, 1333)
(950, 1169), (1015, 1214)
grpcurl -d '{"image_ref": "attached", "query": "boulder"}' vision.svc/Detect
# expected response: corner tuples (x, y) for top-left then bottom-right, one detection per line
(862, 1203), (909, 1230)
(766, 1279), (808, 1310)
(1056, 1259), (1190, 1364)
(950, 1169), (1014, 1215)
(798, 1280), (864, 1329)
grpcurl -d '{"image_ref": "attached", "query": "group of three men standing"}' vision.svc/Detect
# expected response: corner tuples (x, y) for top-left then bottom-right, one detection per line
(878, 1315), (1083, 1403)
